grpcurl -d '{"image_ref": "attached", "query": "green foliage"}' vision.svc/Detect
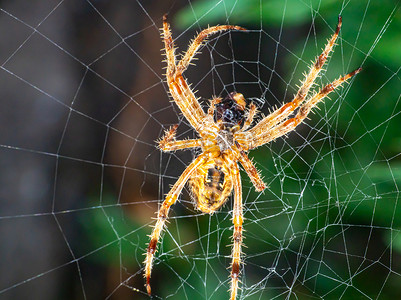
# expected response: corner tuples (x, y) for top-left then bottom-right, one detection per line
(79, 195), (147, 266)
(176, 0), (401, 66)
(175, 0), (337, 27)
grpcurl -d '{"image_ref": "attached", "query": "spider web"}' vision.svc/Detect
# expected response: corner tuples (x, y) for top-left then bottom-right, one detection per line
(1, 0), (401, 299)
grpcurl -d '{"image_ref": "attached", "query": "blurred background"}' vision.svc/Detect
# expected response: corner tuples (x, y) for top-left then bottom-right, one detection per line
(0, 0), (400, 299)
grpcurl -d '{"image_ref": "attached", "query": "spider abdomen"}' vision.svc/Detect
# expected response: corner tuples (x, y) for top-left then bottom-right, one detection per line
(189, 157), (233, 214)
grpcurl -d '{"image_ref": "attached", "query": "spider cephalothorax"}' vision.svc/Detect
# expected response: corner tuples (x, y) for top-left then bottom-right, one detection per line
(144, 15), (361, 300)
(215, 92), (247, 129)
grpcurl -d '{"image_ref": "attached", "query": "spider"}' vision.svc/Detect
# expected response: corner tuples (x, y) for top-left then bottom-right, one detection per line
(144, 14), (361, 300)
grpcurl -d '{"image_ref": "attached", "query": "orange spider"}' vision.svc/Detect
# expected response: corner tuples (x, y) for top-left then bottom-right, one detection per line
(144, 15), (361, 300)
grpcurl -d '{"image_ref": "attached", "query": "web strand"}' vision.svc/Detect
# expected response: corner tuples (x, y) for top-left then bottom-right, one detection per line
(0, 1), (400, 299)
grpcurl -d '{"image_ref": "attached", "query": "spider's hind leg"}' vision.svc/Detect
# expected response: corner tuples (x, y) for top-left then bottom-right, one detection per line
(230, 163), (244, 300)
(144, 154), (207, 295)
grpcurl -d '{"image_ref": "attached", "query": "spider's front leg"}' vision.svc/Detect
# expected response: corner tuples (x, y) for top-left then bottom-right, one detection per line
(144, 154), (206, 295)
(162, 15), (204, 132)
(207, 96), (222, 116)
(237, 16), (362, 150)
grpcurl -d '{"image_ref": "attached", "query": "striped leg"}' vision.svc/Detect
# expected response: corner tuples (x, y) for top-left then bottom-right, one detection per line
(176, 24), (246, 74)
(250, 67), (362, 147)
(162, 15), (246, 134)
(238, 150), (266, 192)
(246, 16), (343, 140)
(230, 163), (244, 300)
(144, 154), (206, 295)
(162, 14), (176, 80)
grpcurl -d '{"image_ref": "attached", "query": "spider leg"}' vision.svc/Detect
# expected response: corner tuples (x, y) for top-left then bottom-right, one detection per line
(144, 154), (207, 295)
(230, 163), (244, 300)
(292, 15), (343, 107)
(160, 139), (202, 152)
(207, 96), (222, 116)
(176, 24), (247, 74)
(162, 15), (207, 133)
(162, 15), (246, 134)
(158, 124), (202, 151)
(234, 141), (265, 191)
(290, 67), (362, 126)
(162, 15), (176, 80)
(239, 150), (266, 191)
(241, 102), (257, 131)
(243, 16), (343, 141)
(248, 67), (362, 148)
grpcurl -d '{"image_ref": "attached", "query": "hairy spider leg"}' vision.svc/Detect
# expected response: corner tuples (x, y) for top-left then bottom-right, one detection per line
(144, 154), (207, 295)
(249, 67), (362, 148)
(160, 138), (202, 152)
(293, 16), (343, 106)
(158, 124), (202, 151)
(230, 163), (244, 300)
(162, 15), (205, 132)
(162, 15), (176, 79)
(232, 140), (266, 192)
(241, 102), (257, 131)
(238, 149), (266, 191)
(297, 67), (362, 117)
(162, 15), (246, 134)
(245, 16), (343, 143)
(176, 24), (247, 75)
(208, 96), (222, 116)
